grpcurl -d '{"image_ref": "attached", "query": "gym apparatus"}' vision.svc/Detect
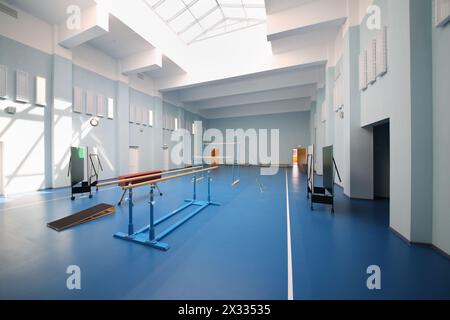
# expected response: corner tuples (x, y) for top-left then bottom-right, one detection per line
(47, 166), (203, 232)
(68, 146), (103, 200)
(202, 142), (241, 186)
(307, 145), (342, 213)
(97, 166), (203, 205)
(113, 166), (220, 251)
(47, 203), (115, 231)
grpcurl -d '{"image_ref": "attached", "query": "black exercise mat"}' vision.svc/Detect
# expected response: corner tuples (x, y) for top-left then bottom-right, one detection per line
(47, 203), (115, 232)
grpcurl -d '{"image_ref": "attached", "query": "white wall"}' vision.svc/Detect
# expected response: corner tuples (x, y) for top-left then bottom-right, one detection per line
(432, 0), (450, 255)
(0, 141), (3, 195)
(0, 1), (53, 54)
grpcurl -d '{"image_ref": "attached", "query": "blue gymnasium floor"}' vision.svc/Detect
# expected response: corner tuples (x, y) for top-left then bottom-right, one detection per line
(0, 166), (449, 300)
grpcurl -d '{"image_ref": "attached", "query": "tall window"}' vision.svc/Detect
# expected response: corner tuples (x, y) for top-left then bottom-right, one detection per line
(35, 76), (47, 106)
(148, 110), (154, 126)
(174, 117), (179, 131)
(107, 98), (114, 119)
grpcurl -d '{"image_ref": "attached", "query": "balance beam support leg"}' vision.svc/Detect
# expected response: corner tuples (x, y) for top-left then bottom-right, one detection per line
(114, 166), (220, 251)
(128, 189), (134, 235)
(208, 171), (211, 203)
(193, 173), (197, 201)
(118, 189), (127, 206)
(149, 185), (156, 241)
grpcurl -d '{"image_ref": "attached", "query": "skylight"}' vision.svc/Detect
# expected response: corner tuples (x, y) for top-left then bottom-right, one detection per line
(143, 0), (267, 44)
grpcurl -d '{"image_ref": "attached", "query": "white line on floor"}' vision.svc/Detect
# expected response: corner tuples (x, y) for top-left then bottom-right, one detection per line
(0, 186), (118, 213)
(285, 169), (294, 300)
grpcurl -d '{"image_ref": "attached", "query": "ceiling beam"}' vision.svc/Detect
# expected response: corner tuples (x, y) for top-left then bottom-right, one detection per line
(184, 84), (317, 110)
(58, 4), (109, 49)
(121, 48), (163, 75)
(198, 98), (311, 119)
(176, 66), (324, 102)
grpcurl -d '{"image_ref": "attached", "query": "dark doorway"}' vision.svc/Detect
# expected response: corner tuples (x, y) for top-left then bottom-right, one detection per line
(373, 122), (390, 199)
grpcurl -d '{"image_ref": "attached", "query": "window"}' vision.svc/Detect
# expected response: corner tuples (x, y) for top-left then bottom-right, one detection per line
(148, 110), (154, 126)
(107, 98), (114, 119)
(0, 65), (7, 99)
(35, 76), (47, 106)
(192, 122), (196, 135)
(174, 117), (179, 131)
(129, 105), (135, 123)
(135, 106), (142, 124)
(97, 94), (105, 117)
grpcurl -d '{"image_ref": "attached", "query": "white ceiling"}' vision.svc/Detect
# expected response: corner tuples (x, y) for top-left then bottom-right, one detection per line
(5, 0), (95, 24)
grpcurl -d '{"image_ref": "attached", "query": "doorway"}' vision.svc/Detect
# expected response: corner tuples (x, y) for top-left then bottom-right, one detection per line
(211, 148), (219, 166)
(373, 122), (390, 198)
(292, 149), (298, 165)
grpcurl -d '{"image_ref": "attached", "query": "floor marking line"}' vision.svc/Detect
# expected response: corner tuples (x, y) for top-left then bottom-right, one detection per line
(0, 186), (117, 213)
(285, 169), (294, 300)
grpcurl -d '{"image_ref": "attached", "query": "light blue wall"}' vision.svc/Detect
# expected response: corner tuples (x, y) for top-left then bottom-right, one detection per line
(358, 0), (434, 243)
(129, 88), (159, 171)
(360, 0), (390, 126)
(325, 67), (335, 146)
(311, 88), (325, 174)
(162, 101), (183, 169)
(0, 33), (170, 189)
(116, 81), (129, 175)
(410, 0), (433, 244)
(72, 65), (118, 179)
(432, 0), (450, 255)
(343, 25), (373, 199)
(52, 54), (73, 188)
(205, 111), (311, 165)
(0, 35), (52, 193)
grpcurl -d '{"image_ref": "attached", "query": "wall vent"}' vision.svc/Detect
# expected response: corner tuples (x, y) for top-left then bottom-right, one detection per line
(436, 0), (450, 27)
(0, 65), (7, 99)
(376, 27), (388, 77)
(137, 73), (145, 80)
(359, 51), (368, 91)
(0, 2), (18, 19)
(73, 87), (83, 113)
(16, 70), (29, 103)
